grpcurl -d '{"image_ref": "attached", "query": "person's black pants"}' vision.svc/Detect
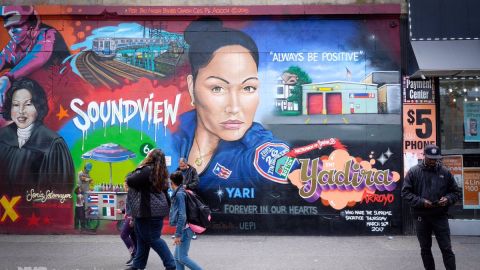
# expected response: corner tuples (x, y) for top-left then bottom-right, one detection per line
(415, 215), (456, 270)
(74, 206), (85, 229)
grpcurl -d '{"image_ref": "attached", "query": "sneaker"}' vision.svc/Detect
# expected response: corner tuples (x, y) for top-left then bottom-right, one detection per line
(192, 233), (197, 240)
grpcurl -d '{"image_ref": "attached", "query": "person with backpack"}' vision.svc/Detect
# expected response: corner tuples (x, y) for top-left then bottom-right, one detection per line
(169, 171), (203, 270)
(125, 149), (176, 270)
(176, 157), (200, 239)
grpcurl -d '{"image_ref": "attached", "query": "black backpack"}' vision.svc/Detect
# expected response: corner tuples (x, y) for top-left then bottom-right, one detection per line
(184, 189), (211, 233)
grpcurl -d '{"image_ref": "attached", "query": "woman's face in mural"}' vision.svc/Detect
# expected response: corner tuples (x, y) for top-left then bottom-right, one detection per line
(11, 88), (38, 129)
(188, 45), (259, 141)
(7, 24), (30, 44)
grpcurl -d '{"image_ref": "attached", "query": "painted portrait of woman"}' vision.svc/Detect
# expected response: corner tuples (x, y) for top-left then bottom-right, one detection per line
(174, 18), (302, 199)
(0, 77), (74, 195)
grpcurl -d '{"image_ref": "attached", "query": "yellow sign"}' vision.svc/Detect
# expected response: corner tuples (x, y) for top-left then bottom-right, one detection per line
(316, 87), (333, 91)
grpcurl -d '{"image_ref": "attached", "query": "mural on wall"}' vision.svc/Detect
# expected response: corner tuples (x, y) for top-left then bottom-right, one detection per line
(0, 6), (402, 234)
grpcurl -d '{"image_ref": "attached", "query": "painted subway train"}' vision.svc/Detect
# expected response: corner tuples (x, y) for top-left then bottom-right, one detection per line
(92, 37), (167, 59)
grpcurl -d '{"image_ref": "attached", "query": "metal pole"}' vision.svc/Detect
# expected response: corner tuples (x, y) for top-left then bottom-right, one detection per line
(109, 162), (113, 186)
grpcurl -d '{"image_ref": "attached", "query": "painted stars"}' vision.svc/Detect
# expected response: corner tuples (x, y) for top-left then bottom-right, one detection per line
(377, 148), (394, 165)
(215, 187), (224, 202)
(56, 104), (69, 120)
(377, 154), (388, 165)
(27, 213), (52, 226)
(27, 213), (40, 226)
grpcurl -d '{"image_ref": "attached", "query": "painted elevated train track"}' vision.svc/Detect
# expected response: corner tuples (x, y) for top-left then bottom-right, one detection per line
(76, 51), (164, 89)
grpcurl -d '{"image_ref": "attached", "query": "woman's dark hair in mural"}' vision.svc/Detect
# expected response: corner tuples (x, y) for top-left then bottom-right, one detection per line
(3, 77), (49, 121)
(139, 148), (169, 192)
(184, 17), (259, 81)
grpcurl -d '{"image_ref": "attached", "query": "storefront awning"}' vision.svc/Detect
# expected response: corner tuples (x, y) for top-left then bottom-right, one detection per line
(408, 40), (480, 78)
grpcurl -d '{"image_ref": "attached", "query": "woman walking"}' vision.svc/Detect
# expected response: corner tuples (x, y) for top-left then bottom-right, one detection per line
(126, 149), (175, 270)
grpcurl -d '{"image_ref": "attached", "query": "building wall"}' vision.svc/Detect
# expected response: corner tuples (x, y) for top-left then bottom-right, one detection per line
(0, 4), (404, 235)
(2, 0), (407, 9)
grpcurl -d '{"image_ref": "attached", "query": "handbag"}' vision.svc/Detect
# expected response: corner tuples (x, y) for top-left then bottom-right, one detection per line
(150, 191), (170, 217)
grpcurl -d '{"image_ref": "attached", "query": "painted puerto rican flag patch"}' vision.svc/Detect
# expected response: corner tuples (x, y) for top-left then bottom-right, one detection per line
(213, 162), (232, 179)
(254, 142), (290, 184)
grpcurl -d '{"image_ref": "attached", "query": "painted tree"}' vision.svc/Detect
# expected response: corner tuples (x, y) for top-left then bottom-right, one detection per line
(286, 66), (312, 110)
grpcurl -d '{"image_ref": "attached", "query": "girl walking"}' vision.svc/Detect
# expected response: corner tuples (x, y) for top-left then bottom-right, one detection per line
(169, 171), (203, 270)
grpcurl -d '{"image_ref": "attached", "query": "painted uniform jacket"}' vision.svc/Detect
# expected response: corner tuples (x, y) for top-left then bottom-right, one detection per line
(402, 162), (461, 217)
(173, 110), (300, 206)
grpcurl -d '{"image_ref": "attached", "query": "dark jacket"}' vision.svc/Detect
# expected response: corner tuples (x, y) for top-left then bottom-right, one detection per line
(402, 162), (461, 217)
(176, 165), (199, 192)
(126, 165), (169, 218)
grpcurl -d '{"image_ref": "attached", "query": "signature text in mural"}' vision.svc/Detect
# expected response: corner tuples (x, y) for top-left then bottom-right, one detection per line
(25, 189), (72, 204)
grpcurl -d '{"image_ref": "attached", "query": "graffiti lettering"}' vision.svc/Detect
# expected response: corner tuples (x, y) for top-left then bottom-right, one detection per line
(226, 188), (255, 199)
(321, 51), (361, 62)
(0, 195), (21, 222)
(224, 204), (258, 214)
(239, 221), (256, 230)
(271, 52), (304, 62)
(298, 159), (396, 200)
(361, 191), (395, 206)
(71, 93), (181, 132)
(288, 205), (318, 215)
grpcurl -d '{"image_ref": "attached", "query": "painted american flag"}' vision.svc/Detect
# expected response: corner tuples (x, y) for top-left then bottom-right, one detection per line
(213, 163), (232, 179)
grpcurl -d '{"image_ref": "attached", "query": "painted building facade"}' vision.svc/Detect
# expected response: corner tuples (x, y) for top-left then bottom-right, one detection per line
(0, 4), (405, 235)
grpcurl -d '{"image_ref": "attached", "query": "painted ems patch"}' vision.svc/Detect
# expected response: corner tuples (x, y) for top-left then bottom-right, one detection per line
(254, 142), (290, 183)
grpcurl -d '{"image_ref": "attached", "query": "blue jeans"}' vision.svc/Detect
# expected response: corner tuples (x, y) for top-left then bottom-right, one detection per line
(133, 217), (175, 270)
(174, 227), (203, 270)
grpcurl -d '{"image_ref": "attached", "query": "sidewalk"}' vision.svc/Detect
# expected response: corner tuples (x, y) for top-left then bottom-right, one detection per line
(0, 234), (479, 270)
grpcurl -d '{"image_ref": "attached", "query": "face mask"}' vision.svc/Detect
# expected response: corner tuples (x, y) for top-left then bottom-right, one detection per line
(423, 158), (441, 169)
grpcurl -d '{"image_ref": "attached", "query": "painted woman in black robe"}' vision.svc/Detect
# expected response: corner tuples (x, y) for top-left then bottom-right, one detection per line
(0, 78), (74, 196)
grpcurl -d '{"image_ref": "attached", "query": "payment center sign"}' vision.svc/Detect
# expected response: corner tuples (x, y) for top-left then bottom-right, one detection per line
(402, 77), (437, 176)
